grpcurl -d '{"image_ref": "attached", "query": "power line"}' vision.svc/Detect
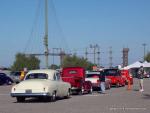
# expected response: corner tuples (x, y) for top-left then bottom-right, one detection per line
(23, 0), (41, 53)
(49, 0), (70, 52)
(25, 50), (71, 67)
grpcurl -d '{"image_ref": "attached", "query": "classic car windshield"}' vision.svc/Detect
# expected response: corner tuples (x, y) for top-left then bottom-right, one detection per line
(104, 69), (120, 76)
(25, 73), (48, 80)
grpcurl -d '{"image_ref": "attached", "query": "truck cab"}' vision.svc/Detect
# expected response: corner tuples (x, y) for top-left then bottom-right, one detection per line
(61, 67), (92, 94)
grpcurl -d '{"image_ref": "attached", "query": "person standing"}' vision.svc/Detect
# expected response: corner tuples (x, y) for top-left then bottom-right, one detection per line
(138, 66), (144, 92)
(99, 70), (106, 94)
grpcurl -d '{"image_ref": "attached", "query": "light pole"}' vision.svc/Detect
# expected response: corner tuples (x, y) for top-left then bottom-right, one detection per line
(44, 0), (49, 68)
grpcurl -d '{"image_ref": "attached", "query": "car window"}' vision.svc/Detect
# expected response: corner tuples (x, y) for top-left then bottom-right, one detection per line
(0, 73), (7, 78)
(86, 74), (100, 78)
(104, 69), (120, 76)
(25, 73), (48, 80)
(10, 72), (21, 76)
(0, 73), (6, 76)
(53, 72), (61, 81)
(56, 72), (61, 81)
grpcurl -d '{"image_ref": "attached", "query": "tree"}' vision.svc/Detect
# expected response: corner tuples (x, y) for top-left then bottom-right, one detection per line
(145, 52), (150, 62)
(11, 53), (40, 71)
(62, 55), (94, 70)
(49, 64), (60, 69)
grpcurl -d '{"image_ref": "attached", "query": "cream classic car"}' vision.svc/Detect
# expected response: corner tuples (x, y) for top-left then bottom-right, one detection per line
(11, 69), (71, 102)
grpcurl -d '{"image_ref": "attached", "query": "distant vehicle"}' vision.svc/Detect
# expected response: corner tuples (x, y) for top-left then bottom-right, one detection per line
(104, 68), (125, 87)
(11, 69), (71, 102)
(120, 69), (133, 85)
(10, 71), (21, 83)
(61, 67), (93, 94)
(85, 71), (111, 90)
(85, 71), (100, 90)
(0, 72), (14, 85)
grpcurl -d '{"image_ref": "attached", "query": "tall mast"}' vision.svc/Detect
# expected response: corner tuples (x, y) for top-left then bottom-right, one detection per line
(44, 0), (49, 68)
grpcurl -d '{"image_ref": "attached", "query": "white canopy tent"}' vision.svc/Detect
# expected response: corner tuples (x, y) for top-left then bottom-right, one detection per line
(124, 61), (150, 69)
(124, 61), (142, 69)
(143, 61), (150, 67)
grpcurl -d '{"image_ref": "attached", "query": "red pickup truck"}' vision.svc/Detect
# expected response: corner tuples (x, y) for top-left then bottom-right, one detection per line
(104, 68), (125, 87)
(120, 69), (133, 85)
(61, 67), (92, 95)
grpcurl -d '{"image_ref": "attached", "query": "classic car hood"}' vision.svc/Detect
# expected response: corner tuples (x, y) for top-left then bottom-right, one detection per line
(15, 79), (50, 89)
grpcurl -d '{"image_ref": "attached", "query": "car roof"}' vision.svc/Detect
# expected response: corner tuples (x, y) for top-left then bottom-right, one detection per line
(0, 72), (9, 78)
(26, 69), (57, 80)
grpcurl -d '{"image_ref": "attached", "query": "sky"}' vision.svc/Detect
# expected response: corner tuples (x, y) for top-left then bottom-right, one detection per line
(0, 0), (150, 68)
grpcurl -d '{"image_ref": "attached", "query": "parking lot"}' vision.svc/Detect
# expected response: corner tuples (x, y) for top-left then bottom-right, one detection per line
(0, 78), (150, 113)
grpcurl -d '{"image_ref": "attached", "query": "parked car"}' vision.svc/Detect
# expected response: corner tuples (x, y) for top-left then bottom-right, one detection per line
(85, 71), (111, 90)
(10, 71), (21, 83)
(11, 69), (71, 102)
(120, 69), (133, 85)
(0, 72), (14, 85)
(61, 67), (93, 94)
(104, 68), (125, 87)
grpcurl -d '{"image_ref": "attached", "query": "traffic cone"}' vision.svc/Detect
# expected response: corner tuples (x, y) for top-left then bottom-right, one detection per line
(127, 79), (131, 90)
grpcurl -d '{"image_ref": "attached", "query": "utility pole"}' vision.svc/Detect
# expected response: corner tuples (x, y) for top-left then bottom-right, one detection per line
(44, 0), (49, 68)
(90, 44), (98, 65)
(73, 49), (77, 56)
(109, 47), (113, 68)
(97, 46), (100, 67)
(142, 43), (147, 61)
(60, 50), (66, 67)
(85, 48), (88, 60)
(52, 48), (54, 65)
(52, 48), (61, 65)
(25, 0), (72, 68)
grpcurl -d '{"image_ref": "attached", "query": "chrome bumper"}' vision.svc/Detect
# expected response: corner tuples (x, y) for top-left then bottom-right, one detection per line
(11, 93), (51, 97)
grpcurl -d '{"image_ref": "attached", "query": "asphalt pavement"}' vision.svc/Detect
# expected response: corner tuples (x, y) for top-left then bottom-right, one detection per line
(0, 78), (150, 113)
